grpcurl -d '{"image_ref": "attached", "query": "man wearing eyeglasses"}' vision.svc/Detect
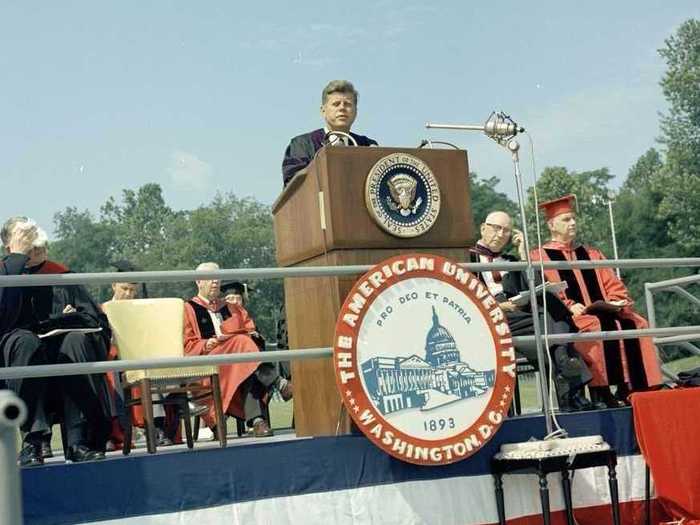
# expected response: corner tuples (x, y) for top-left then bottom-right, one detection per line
(281, 80), (377, 186)
(468, 211), (596, 412)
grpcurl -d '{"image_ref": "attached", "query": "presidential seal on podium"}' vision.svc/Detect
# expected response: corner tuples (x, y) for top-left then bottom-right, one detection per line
(333, 253), (516, 465)
(364, 153), (441, 238)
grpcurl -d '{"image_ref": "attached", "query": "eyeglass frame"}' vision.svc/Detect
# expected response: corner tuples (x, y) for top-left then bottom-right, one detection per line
(483, 222), (512, 235)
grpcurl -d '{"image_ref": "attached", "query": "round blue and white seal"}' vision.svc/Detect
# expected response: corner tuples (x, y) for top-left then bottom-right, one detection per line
(333, 253), (516, 466)
(364, 153), (441, 238)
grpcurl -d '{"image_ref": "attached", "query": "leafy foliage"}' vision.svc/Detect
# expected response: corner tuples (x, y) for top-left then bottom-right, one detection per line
(51, 186), (282, 338)
(469, 173), (518, 225)
(656, 19), (700, 254)
(524, 166), (616, 256)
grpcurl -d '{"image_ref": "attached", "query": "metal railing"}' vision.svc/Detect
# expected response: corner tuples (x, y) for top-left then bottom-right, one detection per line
(1, 257), (698, 383)
(2, 257), (700, 287)
(0, 392), (26, 525)
(645, 274), (700, 376)
(1, 326), (700, 382)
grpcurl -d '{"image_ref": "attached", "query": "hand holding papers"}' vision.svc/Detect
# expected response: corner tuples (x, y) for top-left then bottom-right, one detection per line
(584, 299), (628, 314)
(38, 328), (102, 339)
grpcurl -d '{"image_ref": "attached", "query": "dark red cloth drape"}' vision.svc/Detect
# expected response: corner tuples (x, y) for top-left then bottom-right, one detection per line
(631, 388), (700, 522)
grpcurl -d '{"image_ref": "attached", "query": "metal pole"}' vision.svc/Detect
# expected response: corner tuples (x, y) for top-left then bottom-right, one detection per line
(1, 327), (698, 382)
(425, 123), (486, 132)
(0, 390), (27, 525)
(508, 138), (553, 435)
(607, 198), (621, 278)
(645, 273), (700, 291)
(1, 259), (699, 288)
(669, 286), (700, 308)
(644, 284), (657, 329)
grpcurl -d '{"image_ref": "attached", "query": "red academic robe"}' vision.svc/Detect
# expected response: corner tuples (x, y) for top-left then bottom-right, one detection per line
(34, 260), (69, 275)
(184, 297), (260, 426)
(530, 241), (662, 389)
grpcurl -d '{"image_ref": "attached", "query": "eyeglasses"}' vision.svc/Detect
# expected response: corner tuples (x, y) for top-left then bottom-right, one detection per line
(484, 223), (512, 234)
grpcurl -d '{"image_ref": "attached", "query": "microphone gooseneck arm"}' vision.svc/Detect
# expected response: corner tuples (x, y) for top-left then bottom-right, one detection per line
(323, 130), (358, 147)
(426, 111), (525, 147)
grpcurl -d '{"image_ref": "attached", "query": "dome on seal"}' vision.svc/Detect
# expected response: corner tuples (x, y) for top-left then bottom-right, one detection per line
(425, 307), (460, 367)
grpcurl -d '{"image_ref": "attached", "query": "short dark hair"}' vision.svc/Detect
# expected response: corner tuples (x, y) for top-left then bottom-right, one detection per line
(322, 80), (358, 105)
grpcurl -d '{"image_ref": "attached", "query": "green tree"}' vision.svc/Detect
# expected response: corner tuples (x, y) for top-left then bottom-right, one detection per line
(469, 173), (518, 225)
(526, 166), (615, 252)
(50, 185), (282, 339)
(656, 19), (700, 254)
(615, 148), (698, 360)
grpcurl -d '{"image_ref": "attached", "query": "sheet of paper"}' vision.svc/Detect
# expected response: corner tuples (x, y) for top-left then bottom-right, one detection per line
(38, 328), (102, 339)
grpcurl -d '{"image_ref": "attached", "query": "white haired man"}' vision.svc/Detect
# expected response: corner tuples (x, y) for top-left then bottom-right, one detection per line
(184, 262), (292, 438)
(0, 217), (111, 466)
(281, 79), (378, 185)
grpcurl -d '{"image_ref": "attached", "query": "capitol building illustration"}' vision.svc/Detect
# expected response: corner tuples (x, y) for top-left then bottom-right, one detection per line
(361, 307), (496, 415)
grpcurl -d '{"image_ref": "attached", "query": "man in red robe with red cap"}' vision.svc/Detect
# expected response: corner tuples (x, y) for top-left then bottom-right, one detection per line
(530, 195), (663, 406)
(183, 262), (292, 438)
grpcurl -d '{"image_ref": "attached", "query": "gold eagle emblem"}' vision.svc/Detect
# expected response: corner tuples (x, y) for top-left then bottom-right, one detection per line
(386, 173), (422, 216)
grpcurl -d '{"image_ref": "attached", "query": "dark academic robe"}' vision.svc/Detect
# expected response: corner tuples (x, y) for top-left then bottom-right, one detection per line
(282, 128), (378, 185)
(183, 297), (260, 425)
(531, 241), (662, 390)
(1, 257), (111, 442)
(467, 247), (592, 396)
(0, 254), (29, 338)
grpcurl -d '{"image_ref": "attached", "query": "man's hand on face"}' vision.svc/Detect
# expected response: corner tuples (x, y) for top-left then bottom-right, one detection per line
(8, 227), (36, 256)
(511, 229), (527, 260)
(570, 303), (586, 317)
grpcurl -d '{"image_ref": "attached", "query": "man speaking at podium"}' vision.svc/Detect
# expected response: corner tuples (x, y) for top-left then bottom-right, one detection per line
(281, 80), (377, 185)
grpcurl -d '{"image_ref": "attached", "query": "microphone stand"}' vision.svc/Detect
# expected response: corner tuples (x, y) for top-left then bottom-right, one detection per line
(426, 112), (554, 436)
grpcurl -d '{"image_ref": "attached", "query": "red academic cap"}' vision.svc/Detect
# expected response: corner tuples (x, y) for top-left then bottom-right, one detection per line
(539, 194), (577, 220)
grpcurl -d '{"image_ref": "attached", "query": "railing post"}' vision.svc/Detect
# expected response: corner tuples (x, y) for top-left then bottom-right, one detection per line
(644, 283), (657, 329)
(0, 390), (27, 525)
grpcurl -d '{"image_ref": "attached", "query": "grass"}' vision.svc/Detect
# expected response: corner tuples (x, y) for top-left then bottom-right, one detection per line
(663, 354), (700, 375)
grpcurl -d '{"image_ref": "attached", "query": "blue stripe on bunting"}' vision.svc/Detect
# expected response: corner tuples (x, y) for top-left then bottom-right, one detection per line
(23, 408), (638, 525)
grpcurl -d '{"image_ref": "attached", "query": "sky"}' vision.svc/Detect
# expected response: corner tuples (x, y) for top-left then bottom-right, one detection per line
(2, 2), (699, 237)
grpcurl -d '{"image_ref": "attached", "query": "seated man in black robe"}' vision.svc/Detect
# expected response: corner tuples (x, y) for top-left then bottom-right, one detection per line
(467, 211), (599, 412)
(281, 79), (378, 185)
(0, 217), (111, 466)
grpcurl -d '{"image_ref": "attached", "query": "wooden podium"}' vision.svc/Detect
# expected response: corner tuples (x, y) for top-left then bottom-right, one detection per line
(272, 147), (474, 437)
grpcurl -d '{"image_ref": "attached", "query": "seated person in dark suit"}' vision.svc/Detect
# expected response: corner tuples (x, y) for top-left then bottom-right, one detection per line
(281, 79), (378, 185)
(0, 217), (111, 466)
(467, 211), (599, 412)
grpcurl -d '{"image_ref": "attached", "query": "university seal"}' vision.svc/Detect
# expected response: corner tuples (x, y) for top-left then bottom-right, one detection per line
(333, 253), (516, 465)
(364, 153), (441, 238)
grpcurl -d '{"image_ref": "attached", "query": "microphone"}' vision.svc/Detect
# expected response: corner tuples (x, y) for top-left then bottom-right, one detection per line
(483, 114), (525, 137)
(323, 130), (358, 147)
(425, 111), (524, 144)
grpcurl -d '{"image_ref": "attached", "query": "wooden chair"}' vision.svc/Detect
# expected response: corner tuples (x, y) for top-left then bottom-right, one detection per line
(103, 298), (226, 454)
(192, 401), (271, 440)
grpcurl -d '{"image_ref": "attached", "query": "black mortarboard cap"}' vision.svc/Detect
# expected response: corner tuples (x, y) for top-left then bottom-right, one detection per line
(220, 281), (249, 295)
(111, 260), (139, 273)
(110, 260), (148, 298)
